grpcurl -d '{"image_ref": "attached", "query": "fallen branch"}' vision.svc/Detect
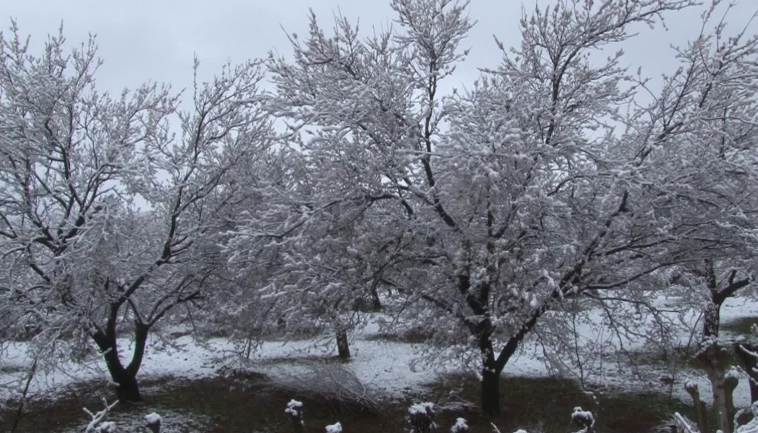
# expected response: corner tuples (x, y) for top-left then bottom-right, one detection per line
(83, 397), (119, 433)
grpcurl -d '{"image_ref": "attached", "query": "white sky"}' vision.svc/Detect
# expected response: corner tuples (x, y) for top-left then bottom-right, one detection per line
(3, 0), (757, 104)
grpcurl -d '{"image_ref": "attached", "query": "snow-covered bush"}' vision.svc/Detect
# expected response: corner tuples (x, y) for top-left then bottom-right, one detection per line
(145, 412), (162, 433)
(268, 362), (378, 410)
(408, 402), (436, 433)
(450, 417), (468, 433)
(326, 422), (343, 433)
(571, 407), (595, 433)
(285, 399), (305, 433)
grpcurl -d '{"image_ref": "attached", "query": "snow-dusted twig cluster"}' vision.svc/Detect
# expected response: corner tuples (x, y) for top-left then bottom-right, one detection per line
(83, 398), (118, 433)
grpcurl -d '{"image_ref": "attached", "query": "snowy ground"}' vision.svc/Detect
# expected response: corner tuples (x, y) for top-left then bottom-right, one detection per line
(1, 296), (757, 425)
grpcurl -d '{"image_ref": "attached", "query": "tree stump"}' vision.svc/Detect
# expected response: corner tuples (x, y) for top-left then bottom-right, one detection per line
(685, 381), (708, 433)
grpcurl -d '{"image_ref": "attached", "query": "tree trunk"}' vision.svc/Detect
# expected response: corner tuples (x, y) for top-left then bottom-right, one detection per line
(371, 287), (382, 311)
(92, 314), (150, 403)
(481, 365), (501, 416)
(120, 322), (149, 402)
(336, 330), (350, 360)
(707, 366), (731, 433)
(725, 372), (739, 429)
(699, 268), (731, 433)
(116, 374), (142, 402)
(736, 343), (758, 404)
(685, 381), (708, 433)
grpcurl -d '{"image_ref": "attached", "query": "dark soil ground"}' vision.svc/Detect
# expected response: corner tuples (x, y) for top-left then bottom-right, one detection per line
(1, 370), (696, 433)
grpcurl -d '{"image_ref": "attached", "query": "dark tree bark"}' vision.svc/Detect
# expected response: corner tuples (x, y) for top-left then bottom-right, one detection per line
(336, 330), (350, 360)
(459, 270), (546, 416)
(371, 287), (382, 311)
(116, 374), (142, 402)
(481, 364), (501, 416)
(92, 303), (151, 402)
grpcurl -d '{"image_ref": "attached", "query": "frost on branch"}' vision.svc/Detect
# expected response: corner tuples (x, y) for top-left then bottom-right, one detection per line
(673, 412), (700, 433)
(409, 402), (436, 433)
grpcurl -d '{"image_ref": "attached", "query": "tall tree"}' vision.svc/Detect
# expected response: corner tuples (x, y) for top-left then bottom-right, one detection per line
(0, 24), (273, 401)
(266, 0), (708, 415)
(631, 4), (758, 431)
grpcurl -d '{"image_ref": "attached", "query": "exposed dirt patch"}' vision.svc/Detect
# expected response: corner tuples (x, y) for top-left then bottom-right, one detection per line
(1, 371), (698, 433)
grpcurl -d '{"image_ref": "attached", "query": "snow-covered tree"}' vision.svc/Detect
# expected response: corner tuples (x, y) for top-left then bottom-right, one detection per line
(626, 3), (758, 431)
(224, 115), (410, 358)
(264, 0), (707, 415)
(0, 23), (273, 401)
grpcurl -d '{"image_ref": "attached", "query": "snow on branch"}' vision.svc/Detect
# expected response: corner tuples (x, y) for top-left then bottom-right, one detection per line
(83, 398), (118, 433)
(674, 413), (701, 433)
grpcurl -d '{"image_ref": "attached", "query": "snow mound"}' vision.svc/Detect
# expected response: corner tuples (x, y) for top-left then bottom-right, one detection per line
(408, 402), (435, 416)
(450, 417), (469, 432)
(144, 413), (161, 425)
(285, 399), (304, 416)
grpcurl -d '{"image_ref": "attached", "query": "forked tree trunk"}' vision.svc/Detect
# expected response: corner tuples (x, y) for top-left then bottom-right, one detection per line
(92, 313), (150, 402)
(477, 314), (541, 416)
(336, 330), (350, 360)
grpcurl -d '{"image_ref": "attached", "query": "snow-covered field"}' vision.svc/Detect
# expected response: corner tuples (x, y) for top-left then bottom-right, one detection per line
(1, 296), (757, 422)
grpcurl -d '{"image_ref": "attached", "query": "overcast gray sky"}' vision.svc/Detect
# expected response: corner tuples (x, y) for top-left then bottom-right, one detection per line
(3, 0), (757, 102)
